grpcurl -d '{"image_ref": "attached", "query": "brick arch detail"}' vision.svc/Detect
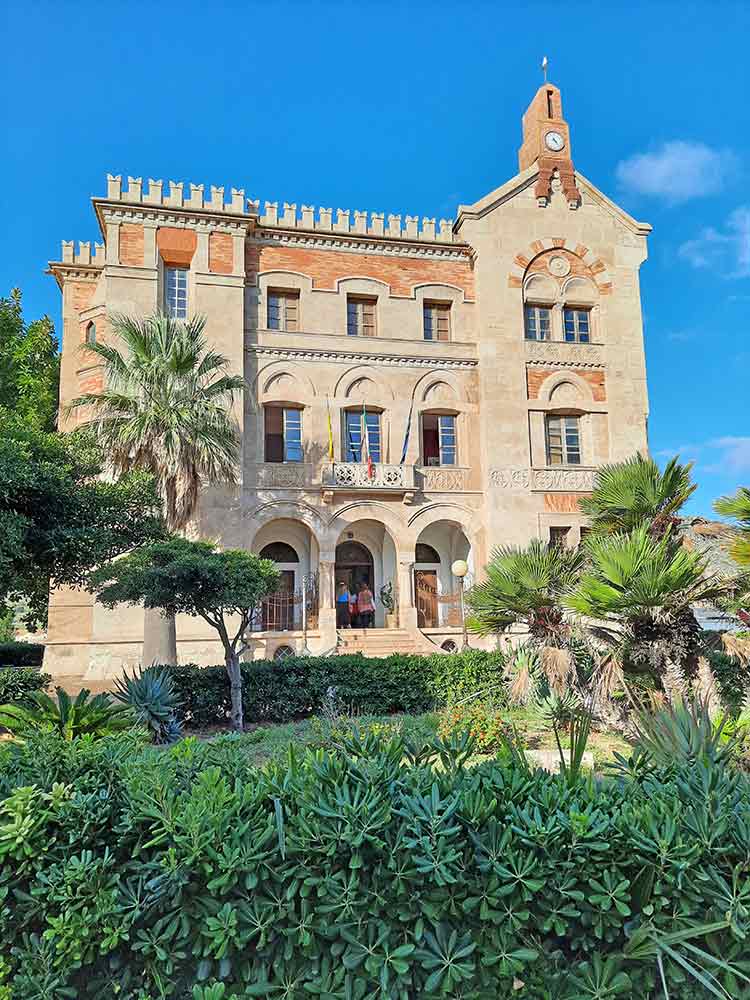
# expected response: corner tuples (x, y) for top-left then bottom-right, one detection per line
(508, 239), (612, 295)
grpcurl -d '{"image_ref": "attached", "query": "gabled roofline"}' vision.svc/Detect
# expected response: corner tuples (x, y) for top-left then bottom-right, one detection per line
(454, 165), (651, 237)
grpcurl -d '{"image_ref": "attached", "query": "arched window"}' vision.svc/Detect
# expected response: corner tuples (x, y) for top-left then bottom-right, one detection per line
(415, 543), (440, 563)
(85, 321), (96, 345)
(273, 644), (295, 660)
(260, 542), (299, 562)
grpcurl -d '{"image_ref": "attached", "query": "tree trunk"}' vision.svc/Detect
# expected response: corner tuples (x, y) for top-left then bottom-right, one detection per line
(662, 658), (688, 705)
(143, 607), (177, 666)
(226, 652), (244, 731)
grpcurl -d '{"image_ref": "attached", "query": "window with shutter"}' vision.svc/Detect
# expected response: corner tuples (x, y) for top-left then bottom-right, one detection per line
(423, 302), (451, 341)
(347, 296), (377, 337)
(267, 290), (300, 332)
(545, 415), (582, 466)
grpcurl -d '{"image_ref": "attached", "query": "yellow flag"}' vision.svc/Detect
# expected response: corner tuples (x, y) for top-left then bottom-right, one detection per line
(326, 397), (334, 461)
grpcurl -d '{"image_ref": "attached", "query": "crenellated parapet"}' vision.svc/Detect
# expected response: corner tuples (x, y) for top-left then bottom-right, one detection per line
(101, 175), (458, 244)
(105, 175), (250, 215)
(257, 202), (456, 243)
(60, 241), (106, 266)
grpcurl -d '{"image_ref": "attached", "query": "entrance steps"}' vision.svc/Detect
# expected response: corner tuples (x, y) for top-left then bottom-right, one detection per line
(336, 628), (422, 657)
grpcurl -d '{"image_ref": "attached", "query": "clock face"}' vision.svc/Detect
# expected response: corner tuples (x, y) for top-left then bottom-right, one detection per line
(545, 130), (565, 152)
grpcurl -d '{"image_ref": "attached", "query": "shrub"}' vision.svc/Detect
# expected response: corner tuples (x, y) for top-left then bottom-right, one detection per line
(0, 640), (44, 667)
(437, 699), (510, 754)
(0, 688), (133, 741)
(0, 666), (50, 704)
(1, 729), (748, 997)
(170, 650), (508, 728)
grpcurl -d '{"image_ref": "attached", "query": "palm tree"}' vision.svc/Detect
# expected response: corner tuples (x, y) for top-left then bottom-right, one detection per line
(714, 487), (750, 568)
(68, 313), (244, 665)
(714, 486), (750, 628)
(565, 525), (730, 701)
(579, 454), (696, 537)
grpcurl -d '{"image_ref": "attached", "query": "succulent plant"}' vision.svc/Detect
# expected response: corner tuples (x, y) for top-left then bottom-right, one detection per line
(113, 665), (182, 744)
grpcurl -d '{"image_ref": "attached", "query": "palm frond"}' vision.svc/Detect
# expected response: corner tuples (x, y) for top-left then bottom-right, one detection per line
(66, 312), (243, 531)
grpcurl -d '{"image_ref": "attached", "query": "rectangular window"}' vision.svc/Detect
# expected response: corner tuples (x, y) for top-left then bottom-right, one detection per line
(345, 410), (381, 463)
(549, 526), (570, 549)
(422, 413), (457, 466)
(165, 267), (188, 319)
(265, 407), (303, 463)
(563, 307), (591, 343)
(347, 296), (377, 337)
(267, 289), (299, 332)
(423, 302), (451, 342)
(546, 415), (582, 466)
(524, 304), (551, 341)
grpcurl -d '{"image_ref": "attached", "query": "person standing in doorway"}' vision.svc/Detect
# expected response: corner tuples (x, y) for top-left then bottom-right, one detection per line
(336, 582), (351, 628)
(348, 585), (359, 628)
(357, 582), (375, 628)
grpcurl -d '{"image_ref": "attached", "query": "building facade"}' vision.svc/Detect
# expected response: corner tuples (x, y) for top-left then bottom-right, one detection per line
(46, 81), (651, 679)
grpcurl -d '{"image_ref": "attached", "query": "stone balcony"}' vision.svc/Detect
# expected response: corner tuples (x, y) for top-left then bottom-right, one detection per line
(321, 462), (417, 502)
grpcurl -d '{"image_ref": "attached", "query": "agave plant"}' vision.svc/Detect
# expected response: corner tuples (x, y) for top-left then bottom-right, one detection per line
(627, 697), (736, 770)
(579, 453), (696, 538)
(0, 688), (132, 741)
(112, 665), (183, 744)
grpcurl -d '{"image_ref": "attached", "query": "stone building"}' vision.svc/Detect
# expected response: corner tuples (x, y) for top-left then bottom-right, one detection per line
(45, 80), (651, 679)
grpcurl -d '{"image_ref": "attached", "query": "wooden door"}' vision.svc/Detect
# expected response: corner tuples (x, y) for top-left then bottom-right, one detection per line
(415, 570), (438, 628)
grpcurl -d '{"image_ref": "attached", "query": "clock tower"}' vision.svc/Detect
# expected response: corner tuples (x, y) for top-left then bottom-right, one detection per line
(518, 82), (581, 208)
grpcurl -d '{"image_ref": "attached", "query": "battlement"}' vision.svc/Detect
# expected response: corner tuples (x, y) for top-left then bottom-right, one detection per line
(102, 175), (459, 244)
(60, 241), (105, 266)
(105, 175), (250, 215)
(257, 202), (457, 243)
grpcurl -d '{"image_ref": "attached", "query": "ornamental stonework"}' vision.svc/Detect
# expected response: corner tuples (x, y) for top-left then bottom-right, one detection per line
(524, 341), (604, 367)
(490, 468), (598, 492)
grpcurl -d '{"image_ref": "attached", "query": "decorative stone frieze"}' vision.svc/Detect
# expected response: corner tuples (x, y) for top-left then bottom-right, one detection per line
(254, 463), (313, 488)
(489, 467), (598, 492)
(524, 341), (604, 367)
(418, 467), (469, 492)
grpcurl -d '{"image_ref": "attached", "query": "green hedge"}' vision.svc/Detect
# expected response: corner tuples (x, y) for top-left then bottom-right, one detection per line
(170, 650), (507, 726)
(0, 665), (51, 704)
(1, 729), (748, 998)
(0, 640), (44, 667)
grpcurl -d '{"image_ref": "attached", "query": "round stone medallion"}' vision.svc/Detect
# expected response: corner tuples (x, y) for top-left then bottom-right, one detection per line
(548, 255), (571, 277)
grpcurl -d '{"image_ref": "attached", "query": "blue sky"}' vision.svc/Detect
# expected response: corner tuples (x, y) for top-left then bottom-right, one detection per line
(2, 0), (748, 517)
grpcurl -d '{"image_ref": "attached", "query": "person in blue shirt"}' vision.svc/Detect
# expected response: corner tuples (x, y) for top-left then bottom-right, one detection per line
(336, 581), (351, 628)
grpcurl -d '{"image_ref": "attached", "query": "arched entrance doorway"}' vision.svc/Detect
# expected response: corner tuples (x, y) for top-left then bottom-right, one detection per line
(335, 540), (374, 596)
(259, 541), (298, 630)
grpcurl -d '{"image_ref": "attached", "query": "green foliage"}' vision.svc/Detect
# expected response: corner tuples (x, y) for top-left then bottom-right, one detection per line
(112, 665), (183, 744)
(1, 728), (749, 997)
(68, 312), (244, 533)
(620, 697), (737, 772)
(579, 453), (696, 537)
(714, 486), (750, 568)
(91, 538), (281, 730)
(0, 287), (60, 432)
(437, 699), (510, 754)
(0, 414), (164, 628)
(0, 666), (50, 704)
(168, 650), (508, 727)
(0, 688), (133, 741)
(90, 537), (280, 628)
(465, 538), (585, 640)
(0, 639), (44, 665)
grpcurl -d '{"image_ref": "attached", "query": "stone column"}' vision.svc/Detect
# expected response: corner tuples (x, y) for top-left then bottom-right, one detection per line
(142, 607), (177, 666)
(397, 556), (418, 632)
(318, 558), (337, 649)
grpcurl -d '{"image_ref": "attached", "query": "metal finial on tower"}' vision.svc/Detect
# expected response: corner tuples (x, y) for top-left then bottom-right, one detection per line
(542, 55), (548, 82)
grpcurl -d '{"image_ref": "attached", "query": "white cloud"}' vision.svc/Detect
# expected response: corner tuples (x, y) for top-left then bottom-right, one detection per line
(678, 206), (750, 278)
(615, 141), (737, 203)
(707, 437), (750, 473)
(658, 438), (750, 475)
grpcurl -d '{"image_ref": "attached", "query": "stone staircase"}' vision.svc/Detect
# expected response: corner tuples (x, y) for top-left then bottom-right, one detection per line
(336, 628), (423, 657)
